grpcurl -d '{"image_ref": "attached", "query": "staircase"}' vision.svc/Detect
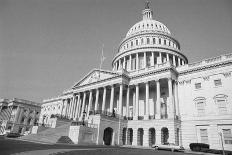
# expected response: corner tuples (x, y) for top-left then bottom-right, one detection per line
(20, 120), (72, 143)
(0, 107), (12, 121)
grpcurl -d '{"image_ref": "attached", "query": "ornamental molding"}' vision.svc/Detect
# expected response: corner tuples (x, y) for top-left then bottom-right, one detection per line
(203, 76), (210, 81)
(223, 72), (231, 78)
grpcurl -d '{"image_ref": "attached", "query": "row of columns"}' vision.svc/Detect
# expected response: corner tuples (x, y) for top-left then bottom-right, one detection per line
(61, 77), (179, 121)
(113, 52), (185, 71)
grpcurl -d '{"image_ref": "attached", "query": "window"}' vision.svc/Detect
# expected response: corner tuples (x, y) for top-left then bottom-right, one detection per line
(214, 79), (222, 86)
(159, 38), (161, 44)
(195, 83), (201, 89)
(164, 39), (166, 45)
(141, 38), (144, 44)
(214, 94), (228, 114)
(131, 41), (133, 47)
(153, 38), (156, 44)
(127, 43), (128, 48)
(200, 129), (208, 144)
(196, 101), (205, 116)
(136, 40), (138, 45)
(223, 129), (232, 144)
(147, 38), (150, 44)
(217, 99), (227, 114)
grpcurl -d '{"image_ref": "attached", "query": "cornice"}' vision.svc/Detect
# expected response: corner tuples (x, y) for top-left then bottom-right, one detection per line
(179, 60), (232, 76)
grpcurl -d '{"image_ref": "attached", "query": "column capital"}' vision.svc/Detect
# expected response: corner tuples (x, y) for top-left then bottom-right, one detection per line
(155, 79), (160, 83)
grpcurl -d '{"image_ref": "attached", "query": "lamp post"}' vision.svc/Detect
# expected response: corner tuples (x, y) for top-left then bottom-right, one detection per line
(82, 110), (86, 126)
(218, 132), (225, 155)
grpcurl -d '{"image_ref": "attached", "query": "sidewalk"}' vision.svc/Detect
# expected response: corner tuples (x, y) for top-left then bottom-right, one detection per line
(122, 145), (216, 155)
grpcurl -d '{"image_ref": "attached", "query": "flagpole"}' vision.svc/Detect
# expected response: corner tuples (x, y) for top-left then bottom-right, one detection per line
(99, 44), (105, 80)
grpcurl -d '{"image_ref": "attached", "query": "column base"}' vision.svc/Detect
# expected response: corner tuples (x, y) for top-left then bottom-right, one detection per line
(144, 115), (149, 120)
(133, 116), (138, 120)
(155, 114), (160, 119)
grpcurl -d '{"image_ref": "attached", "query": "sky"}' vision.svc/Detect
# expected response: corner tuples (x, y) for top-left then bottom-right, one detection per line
(0, 0), (232, 103)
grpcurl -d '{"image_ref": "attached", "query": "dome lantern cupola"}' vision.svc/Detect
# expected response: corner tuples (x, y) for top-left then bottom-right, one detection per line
(142, 1), (153, 20)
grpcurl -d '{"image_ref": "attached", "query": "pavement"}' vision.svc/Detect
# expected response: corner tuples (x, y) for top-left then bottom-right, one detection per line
(0, 136), (216, 155)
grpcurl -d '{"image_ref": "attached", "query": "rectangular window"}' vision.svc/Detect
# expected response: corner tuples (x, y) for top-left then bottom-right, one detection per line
(217, 99), (227, 114)
(197, 102), (205, 116)
(195, 83), (201, 89)
(223, 129), (232, 144)
(200, 129), (208, 144)
(214, 79), (222, 86)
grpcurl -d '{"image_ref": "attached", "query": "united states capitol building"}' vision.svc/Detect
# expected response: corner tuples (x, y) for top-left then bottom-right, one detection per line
(36, 4), (232, 150)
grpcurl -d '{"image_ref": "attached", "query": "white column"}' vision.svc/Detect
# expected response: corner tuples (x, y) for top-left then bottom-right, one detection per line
(156, 80), (161, 119)
(145, 82), (149, 120)
(87, 90), (93, 118)
(166, 53), (169, 62)
(126, 86), (130, 118)
(102, 87), (107, 112)
(60, 99), (65, 116)
(144, 52), (146, 68)
(174, 81), (179, 117)
(136, 53), (139, 70)
(118, 59), (121, 70)
(129, 55), (132, 71)
(168, 78), (174, 118)
(118, 84), (123, 115)
(72, 96), (77, 119)
(80, 92), (86, 120)
(151, 52), (154, 66)
(110, 85), (114, 113)
(123, 57), (126, 69)
(173, 55), (176, 66)
(135, 84), (139, 120)
(95, 89), (99, 111)
(178, 58), (181, 66)
(158, 52), (162, 64)
(133, 88), (136, 119)
(74, 94), (80, 120)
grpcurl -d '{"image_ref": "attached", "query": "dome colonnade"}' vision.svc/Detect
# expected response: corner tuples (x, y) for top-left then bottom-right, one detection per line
(112, 6), (188, 72)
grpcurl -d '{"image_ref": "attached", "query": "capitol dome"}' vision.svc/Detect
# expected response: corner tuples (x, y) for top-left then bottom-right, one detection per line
(112, 3), (188, 72)
(126, 18), (171, 37)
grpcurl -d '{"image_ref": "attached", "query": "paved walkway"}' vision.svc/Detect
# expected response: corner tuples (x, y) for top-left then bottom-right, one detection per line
(12, 148), (114, 155)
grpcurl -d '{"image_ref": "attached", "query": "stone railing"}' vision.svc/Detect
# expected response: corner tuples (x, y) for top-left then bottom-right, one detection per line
(177, 53), (232, 72)
(13, 98), (41, 107)
(70, 121), (97, 128)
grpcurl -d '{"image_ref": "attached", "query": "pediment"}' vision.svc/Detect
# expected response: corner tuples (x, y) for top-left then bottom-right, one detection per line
(73, 69), (119, 88)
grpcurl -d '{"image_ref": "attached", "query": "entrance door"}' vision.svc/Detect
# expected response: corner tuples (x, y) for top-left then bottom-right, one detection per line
(103, 127), (113, 145)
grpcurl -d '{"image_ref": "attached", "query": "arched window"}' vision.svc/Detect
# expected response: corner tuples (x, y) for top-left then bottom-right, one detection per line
(153, 38), (156, 44)
(214, 94), (228, 114)
(194, 97), (206, 116)
(159, 38), (161, 44)
(147, 38), (150, 44)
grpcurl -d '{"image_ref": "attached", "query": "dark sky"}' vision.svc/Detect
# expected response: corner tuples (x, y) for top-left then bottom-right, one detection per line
(0, 0), (232, 103)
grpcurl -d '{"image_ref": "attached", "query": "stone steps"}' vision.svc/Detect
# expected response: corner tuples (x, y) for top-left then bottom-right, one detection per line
(20, 121), (71, 143)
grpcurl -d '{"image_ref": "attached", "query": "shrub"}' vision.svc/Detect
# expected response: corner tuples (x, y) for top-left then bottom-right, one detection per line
(189, 143), (210, 151)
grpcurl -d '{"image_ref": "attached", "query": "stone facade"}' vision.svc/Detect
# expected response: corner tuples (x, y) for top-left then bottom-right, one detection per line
(39, 5), (232, 150)
(0, 98), (41, 135)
